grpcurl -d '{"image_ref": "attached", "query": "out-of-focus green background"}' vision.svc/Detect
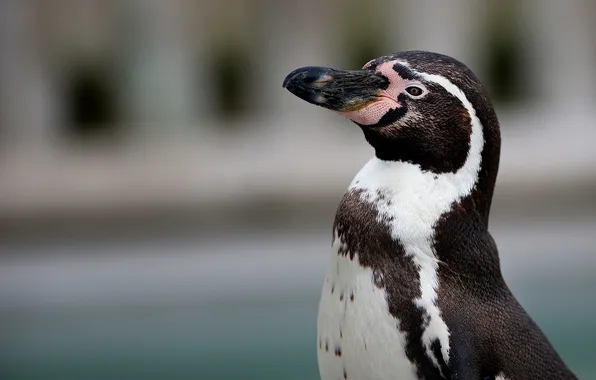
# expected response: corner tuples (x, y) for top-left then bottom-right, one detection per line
(1, 1), (595, 379)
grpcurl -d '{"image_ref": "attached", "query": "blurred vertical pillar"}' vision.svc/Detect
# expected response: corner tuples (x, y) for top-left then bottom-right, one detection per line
(256, 0), (341, 129)
(390, 0), (484, 72)
(197, 0), (261, 126)
(118, 0), (198, 132)
(524, 0), (596, 108)
(0, 0), (60, 143)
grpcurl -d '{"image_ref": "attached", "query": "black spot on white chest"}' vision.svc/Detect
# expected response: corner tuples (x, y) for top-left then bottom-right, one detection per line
(317, 245), (420, 380)
(319, 189), (452, 380)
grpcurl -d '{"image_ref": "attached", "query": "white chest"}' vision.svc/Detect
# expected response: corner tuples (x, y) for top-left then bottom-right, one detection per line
(317, 237), (418, 380)
(316, 152), (483, 379)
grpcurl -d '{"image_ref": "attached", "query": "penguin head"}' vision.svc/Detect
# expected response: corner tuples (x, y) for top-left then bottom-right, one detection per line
(283, 51), (500, 176)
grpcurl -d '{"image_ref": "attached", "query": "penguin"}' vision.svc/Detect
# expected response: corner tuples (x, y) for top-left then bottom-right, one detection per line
(282, 51), (577, 380)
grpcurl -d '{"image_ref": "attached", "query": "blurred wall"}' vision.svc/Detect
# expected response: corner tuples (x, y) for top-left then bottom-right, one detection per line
(1, 0), (595, 231)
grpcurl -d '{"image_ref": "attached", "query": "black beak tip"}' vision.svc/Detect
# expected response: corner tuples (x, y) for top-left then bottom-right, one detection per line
(282, 73), (292, 89)
(282, 70), (301, 90)
(283, 66), (331, 90)
(282, 68), (302, 90)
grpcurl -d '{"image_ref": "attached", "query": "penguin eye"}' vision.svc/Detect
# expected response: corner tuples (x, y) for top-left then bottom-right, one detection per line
(405, 86), (424, 97)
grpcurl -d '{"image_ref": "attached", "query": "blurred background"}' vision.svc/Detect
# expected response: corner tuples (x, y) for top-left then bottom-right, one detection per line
(1, 0), (595, 379)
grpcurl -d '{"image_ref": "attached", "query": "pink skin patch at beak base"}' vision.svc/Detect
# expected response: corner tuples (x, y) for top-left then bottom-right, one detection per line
(339, 60), (413, 126)
(340, 98), (399, 126)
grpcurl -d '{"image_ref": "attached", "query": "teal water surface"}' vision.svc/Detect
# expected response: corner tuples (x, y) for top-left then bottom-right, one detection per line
(2, 281), (595, 380)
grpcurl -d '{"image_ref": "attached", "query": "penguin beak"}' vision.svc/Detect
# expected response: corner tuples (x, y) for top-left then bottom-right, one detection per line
(283, 66), (388, 112)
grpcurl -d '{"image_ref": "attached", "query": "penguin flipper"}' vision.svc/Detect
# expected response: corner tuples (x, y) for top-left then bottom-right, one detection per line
(442, 324), (485, 380)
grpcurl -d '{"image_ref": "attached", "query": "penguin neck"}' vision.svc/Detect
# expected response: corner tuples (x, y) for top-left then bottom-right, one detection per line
(348, 151), (490, 263)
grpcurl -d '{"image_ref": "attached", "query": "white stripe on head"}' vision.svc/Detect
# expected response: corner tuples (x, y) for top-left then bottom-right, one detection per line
(419, 71), (485, 195)
(349, 63), (485, 369)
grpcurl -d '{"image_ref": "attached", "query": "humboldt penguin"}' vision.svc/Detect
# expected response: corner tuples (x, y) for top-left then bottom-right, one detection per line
(283, 51), (577, 380)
